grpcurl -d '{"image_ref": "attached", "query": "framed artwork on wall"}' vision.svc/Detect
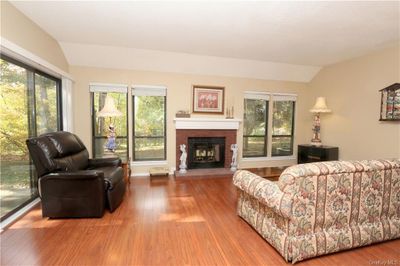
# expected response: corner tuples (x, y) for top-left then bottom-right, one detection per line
(380, 83), (400, 121)
(192, 85), (225, 114)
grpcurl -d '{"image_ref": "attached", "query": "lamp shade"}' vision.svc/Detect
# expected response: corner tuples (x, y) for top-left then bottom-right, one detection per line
(310, 97), (331, 113)
(97, 95), (123, 117)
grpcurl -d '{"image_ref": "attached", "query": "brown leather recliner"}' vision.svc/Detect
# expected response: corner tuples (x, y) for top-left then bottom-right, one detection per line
(26, 131), (126, 218)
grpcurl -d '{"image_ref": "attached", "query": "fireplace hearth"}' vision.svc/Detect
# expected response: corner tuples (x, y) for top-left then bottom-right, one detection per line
(188, 137), (225, 169)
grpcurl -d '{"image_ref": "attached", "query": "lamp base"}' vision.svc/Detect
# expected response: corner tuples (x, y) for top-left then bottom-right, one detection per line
(311, 139), (322, 146)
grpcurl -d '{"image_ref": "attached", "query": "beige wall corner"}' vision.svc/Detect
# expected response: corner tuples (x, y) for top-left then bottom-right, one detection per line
(307, 44), (400, 160)
(0, 1), (69, 73)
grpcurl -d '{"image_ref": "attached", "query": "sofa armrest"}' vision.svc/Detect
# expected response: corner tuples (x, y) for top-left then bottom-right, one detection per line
(88, 157), (121, 168)
(233, 170), (292, 219)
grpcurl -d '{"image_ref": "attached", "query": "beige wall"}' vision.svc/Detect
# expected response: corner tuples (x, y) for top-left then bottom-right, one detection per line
(307, 45), (400, 160)
(70, 66), (310, 174)
(0, 1), (69, 72)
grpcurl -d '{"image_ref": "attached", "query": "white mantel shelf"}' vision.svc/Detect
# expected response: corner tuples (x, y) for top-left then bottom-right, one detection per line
(174, 118), (241, 130)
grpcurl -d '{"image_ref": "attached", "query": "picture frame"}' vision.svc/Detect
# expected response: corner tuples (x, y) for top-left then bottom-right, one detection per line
(192, 85), (225, 114)
(379, 83), (400, 121)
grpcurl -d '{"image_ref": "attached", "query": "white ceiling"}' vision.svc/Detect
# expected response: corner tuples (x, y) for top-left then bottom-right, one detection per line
(8, 1), (400, 81)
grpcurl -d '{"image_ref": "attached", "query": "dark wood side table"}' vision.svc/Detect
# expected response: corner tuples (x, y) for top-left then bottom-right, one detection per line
(298, 144), (339, 164)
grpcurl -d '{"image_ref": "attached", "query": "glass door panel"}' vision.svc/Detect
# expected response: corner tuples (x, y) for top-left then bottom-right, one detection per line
(0, 58), (33, 218)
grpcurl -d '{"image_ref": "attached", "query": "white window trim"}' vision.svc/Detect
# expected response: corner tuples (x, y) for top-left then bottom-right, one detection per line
(272, 93), (297, 102)
(131, 160), (168, 167)
(89, 83), (128, 93)
(244, 91), (270, 100)
(132, 85), (167, 96)
(62, 78), (74, 132)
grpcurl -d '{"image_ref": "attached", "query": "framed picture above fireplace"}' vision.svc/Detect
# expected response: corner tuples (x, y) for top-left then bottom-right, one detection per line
(192, 85), (225, 114)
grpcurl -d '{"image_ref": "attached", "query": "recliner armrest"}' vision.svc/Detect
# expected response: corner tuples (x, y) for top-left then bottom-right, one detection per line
(41, 170), (104, 181)
(88, 157), (122, 168)
(39, 170), (105, 198)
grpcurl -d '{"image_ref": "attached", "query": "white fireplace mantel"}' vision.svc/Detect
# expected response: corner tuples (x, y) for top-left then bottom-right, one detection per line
(174, 118), (241, 130)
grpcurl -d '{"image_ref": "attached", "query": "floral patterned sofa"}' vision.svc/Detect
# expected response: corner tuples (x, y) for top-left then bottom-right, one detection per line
(233, 159), (400, 263)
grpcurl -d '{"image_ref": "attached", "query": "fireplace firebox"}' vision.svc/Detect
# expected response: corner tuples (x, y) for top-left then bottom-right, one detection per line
(188, 137), (225, 169)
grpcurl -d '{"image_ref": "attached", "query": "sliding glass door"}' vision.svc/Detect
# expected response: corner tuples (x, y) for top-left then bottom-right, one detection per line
(0, 55), (62, 221)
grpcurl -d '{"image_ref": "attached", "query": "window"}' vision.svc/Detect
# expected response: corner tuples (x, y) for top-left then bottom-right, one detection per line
(272, 98), (295, 156)
(132, 86), (166, 161)
(243, 93), (269, 157)
(0, 54), (62, 221)
(90, 84), (128, 162)
(243, 92), (296, 158)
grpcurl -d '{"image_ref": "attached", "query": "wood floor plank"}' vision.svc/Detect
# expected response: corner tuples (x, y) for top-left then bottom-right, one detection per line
(1, 176), (399, 265)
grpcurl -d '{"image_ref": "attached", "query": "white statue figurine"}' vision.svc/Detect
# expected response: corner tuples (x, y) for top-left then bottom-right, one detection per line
(230, 144), (238, 171)
(179, 144), (187, 173)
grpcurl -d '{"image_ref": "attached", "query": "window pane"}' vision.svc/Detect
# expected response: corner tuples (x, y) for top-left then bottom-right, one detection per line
(272, 101), (294, 135)
(272, 136), (293, 156)
(134, 137), (165, 160)
(243, 137), (266, 157)
(0, 58), (35, 219)
(134, 96), (165, 136)
(94, 137), (128, 162)
(92, 92), (128, 161)
(272, 101), (295, 157)
(244, 99), (267, 136)
(35, 74), (58, 135)
(133, 95), (166, 161)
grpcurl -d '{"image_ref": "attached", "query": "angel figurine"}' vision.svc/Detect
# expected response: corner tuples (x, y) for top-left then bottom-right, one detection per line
(230, 144), (238, 171)
(105, 124), (117, 152)
(179, 144), (187, 173)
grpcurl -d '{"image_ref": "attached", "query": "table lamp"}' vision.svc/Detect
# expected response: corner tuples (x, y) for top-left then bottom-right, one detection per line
(310, 97), (331, 146)
(97, 95), (122, 152)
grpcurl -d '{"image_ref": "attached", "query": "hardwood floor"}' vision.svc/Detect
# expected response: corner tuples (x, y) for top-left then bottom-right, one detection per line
(1, 176), (399, 265)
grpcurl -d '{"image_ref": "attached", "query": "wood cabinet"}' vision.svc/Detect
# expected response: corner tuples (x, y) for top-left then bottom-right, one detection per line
(298, 144), (338, 164)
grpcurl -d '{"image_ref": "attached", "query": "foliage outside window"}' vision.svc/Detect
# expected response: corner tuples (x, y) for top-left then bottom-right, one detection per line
(0, 55), (61, 220)
(272, 101), (295, 156)
(91, 91), (128, 162)
(133, 94), (166, 161)
(243, 93), (296, 158)
(243, 98), (268, 157)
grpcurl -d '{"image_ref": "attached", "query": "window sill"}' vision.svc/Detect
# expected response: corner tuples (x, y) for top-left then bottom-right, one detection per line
(241, 156), (296, 162)
(131, 160), (168, 167)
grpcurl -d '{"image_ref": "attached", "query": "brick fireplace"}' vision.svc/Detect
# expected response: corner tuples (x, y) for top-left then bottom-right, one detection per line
(174, 118), (241, 170)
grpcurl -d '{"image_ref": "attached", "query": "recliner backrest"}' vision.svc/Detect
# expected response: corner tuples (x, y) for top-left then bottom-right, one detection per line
(26, 131), (89, 177)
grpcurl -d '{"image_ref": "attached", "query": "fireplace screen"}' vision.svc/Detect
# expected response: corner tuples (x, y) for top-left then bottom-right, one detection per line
(188, 137), (225, 169)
